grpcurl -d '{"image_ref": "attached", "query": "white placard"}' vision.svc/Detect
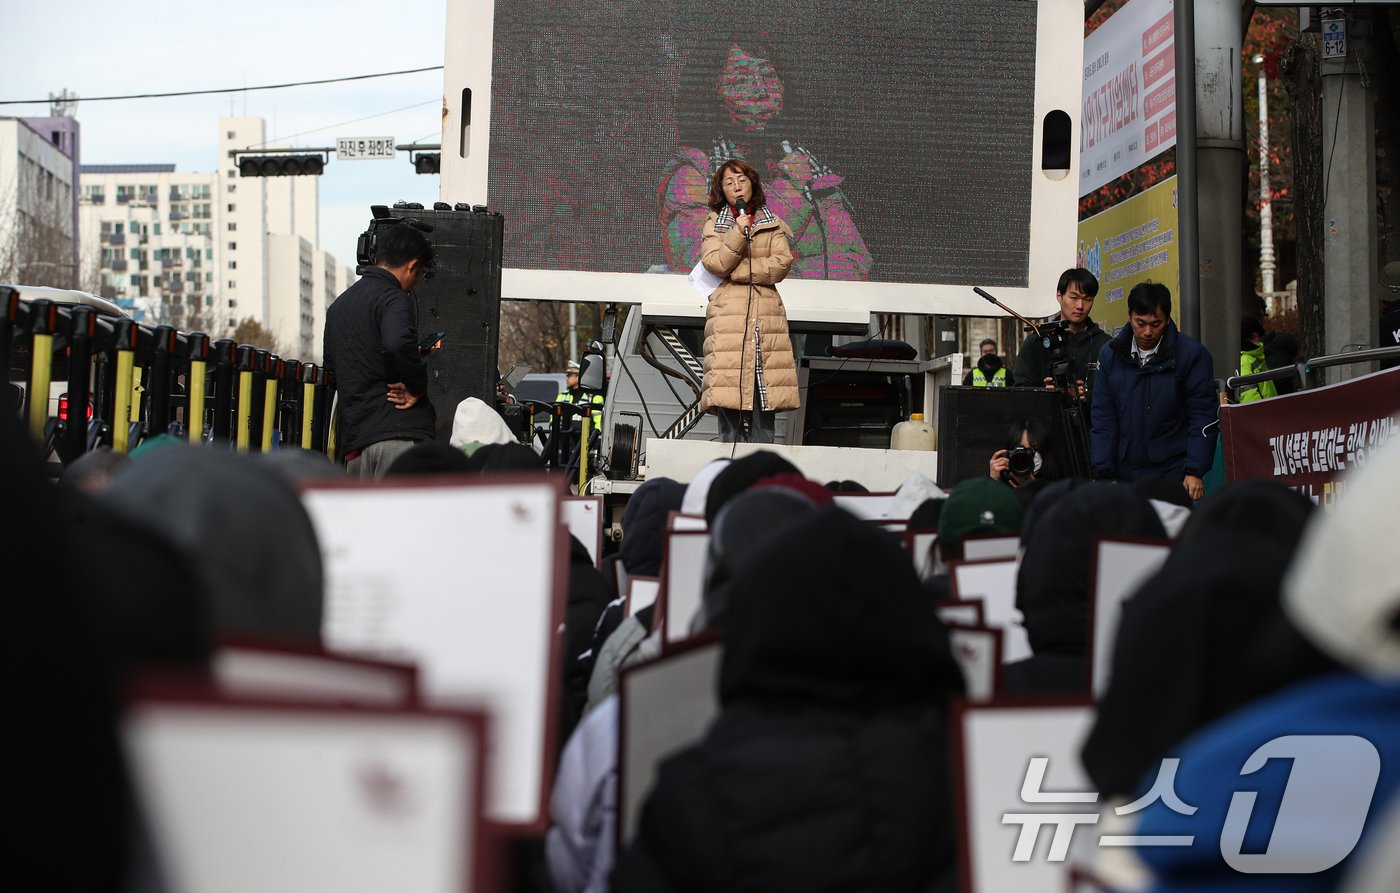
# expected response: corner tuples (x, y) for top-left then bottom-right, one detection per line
(304, 479), (562, 828)
(125, 697), (484, 893)
(948, 626), (1002, 703)
(609, 555), (629, 603)
(909, 531), (939, 578)
(666, 512), (708, 532)
(1079, 0), (1176, 196)
(662, 531), (711, 643)
(951, 559), (1030, 663)
(563, 496), (604, 567)
(336, 136), (397, 160)
(627, 577), (660, 617)
(618, 640), (722, 847)
(213, 643), (416, 706)
(832, 492), (901, 521)
(963, 535), (1020, 561)
(937, 600), (985, 628)
(957, 703), (1097, 893)
(1091, 538), (1170, 697)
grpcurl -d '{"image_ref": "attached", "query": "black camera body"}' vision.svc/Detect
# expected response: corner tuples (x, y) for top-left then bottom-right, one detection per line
(1007, 445), (1037, 478)
(355, 204), (436, 276)
(1036, 318), (1080, 392)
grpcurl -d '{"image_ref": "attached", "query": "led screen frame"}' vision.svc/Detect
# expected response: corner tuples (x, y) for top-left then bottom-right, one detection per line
(442, 0), (1083, 320)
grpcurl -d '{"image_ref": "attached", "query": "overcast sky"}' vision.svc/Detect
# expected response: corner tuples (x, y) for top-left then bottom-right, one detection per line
(5, 0), (449, 269)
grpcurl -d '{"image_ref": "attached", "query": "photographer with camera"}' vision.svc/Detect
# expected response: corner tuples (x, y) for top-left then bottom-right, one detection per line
(1012, 268), (1111, 402)
(988, 419), (1059, 489)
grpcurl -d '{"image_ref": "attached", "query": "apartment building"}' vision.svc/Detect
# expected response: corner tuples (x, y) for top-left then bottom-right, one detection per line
(77, 117), (352, 359)
(78, 164), (219, 326)
(0, 116), (79, 286)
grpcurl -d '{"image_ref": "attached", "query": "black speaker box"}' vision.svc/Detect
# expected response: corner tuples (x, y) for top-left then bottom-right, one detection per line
(935, 386), (1070, 487)
(384, 206), (504, 442)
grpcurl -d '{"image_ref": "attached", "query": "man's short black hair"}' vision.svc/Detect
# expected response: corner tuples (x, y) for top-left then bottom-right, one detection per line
(1057, 267), (1100, 299)
(1241, 315), (1265, 342)
(1127, 281), (1172, 317)
(979, 338), (998, 351)
(374, 223), (435, 270)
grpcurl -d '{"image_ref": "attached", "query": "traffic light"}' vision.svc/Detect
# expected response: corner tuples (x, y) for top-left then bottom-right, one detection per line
(237, 154), (326, 177)
(413, 152), (441, 175)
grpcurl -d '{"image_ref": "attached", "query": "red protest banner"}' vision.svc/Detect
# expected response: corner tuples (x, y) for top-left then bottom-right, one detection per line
(1220, 367), (1400, 510)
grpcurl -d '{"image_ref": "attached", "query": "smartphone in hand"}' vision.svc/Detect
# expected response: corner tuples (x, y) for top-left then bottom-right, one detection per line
(420, 330), (446, 351)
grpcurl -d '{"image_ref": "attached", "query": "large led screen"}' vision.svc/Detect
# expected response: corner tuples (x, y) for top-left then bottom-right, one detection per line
(484, 0), (1040, 288)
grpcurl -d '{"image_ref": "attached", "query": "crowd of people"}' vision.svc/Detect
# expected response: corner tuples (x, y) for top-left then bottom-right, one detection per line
(14, 359), (1397, 892)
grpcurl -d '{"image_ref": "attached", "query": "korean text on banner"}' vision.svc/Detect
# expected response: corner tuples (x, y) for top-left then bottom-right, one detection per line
(1080, 0), (1177, 196)
(1219, 367), (1400, 509)
(1076, 176), (1180, 331)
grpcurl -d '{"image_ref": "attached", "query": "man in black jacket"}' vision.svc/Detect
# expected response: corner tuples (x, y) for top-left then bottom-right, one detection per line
(1013, 267), (1112, 400)
(323, 224), (437, 478)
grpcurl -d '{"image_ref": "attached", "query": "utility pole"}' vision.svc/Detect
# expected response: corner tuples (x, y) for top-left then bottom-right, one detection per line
(1255, 54), (1276, 301)
(1189, 0), (1246, 381)
(1320, 7), (1380, 383)
(568, 302), (578, 367)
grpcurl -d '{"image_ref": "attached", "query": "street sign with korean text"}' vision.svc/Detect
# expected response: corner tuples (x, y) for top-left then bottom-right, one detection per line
(336, 136), (397, 161)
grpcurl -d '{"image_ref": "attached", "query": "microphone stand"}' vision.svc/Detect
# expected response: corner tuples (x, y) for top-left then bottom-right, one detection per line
(971, 287), (1093, 480)
(974, 286), (1041, 339)
(735, 200), (756, 445)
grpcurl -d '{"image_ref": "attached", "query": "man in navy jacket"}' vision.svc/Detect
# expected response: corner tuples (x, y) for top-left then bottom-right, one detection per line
(1090, 281), (1218, 500)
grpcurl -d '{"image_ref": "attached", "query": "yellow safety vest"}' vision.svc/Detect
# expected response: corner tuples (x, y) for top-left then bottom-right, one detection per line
(556, 390), (605, 426)
(971, 367), (1007, 387)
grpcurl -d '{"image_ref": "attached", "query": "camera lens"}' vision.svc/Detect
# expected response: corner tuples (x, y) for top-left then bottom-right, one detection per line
(1008, 446), (1036, 477)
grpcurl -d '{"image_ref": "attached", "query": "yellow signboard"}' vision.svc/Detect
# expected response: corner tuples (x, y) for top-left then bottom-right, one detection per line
(1076, 175), (1179, 331)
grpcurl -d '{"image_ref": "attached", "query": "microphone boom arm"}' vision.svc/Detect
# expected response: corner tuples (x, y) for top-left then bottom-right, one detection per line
(973, 287), (1040, 338)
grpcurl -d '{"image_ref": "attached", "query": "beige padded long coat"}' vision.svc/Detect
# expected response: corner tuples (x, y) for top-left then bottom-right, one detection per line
(698, 207), (801, 413)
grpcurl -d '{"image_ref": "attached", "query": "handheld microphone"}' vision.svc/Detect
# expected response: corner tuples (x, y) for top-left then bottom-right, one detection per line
(734, 198), (750, 240)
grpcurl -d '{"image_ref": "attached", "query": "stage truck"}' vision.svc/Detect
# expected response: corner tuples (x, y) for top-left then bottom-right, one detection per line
(438, 0), (1086, 516)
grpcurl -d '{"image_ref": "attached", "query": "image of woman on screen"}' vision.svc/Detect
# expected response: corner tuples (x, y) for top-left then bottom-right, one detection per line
(660, 42), (871, 282)
(699, 159), (800, 443)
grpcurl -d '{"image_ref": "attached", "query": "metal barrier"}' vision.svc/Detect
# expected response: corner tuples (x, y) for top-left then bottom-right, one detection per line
(1225, 345), (1400, 401)
(6, 295), (338, 470)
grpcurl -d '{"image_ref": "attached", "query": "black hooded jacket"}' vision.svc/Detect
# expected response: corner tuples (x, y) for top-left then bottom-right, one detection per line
(561, 533), (613, 743)
(1004, 483), (1165, 696)
(611, 508), (965, 893)
(323, 266), (436, 454)
(1082, 530), (1340, 798)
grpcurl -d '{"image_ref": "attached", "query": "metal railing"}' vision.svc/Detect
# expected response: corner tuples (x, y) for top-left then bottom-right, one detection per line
(3, 290), (335, 472)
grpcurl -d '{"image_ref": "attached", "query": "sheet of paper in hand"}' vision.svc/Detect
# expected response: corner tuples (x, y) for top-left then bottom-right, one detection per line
(688, 259), (723, 298)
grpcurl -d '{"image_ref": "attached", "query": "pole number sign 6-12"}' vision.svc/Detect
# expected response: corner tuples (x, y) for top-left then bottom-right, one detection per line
(336, 137), (396, 161)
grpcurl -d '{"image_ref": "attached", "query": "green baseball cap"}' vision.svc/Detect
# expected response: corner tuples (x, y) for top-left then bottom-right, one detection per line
(938, 477), (1023, 553)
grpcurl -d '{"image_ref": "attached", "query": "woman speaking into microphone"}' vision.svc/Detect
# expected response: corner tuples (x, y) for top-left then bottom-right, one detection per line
(698, 159), (800, 443)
